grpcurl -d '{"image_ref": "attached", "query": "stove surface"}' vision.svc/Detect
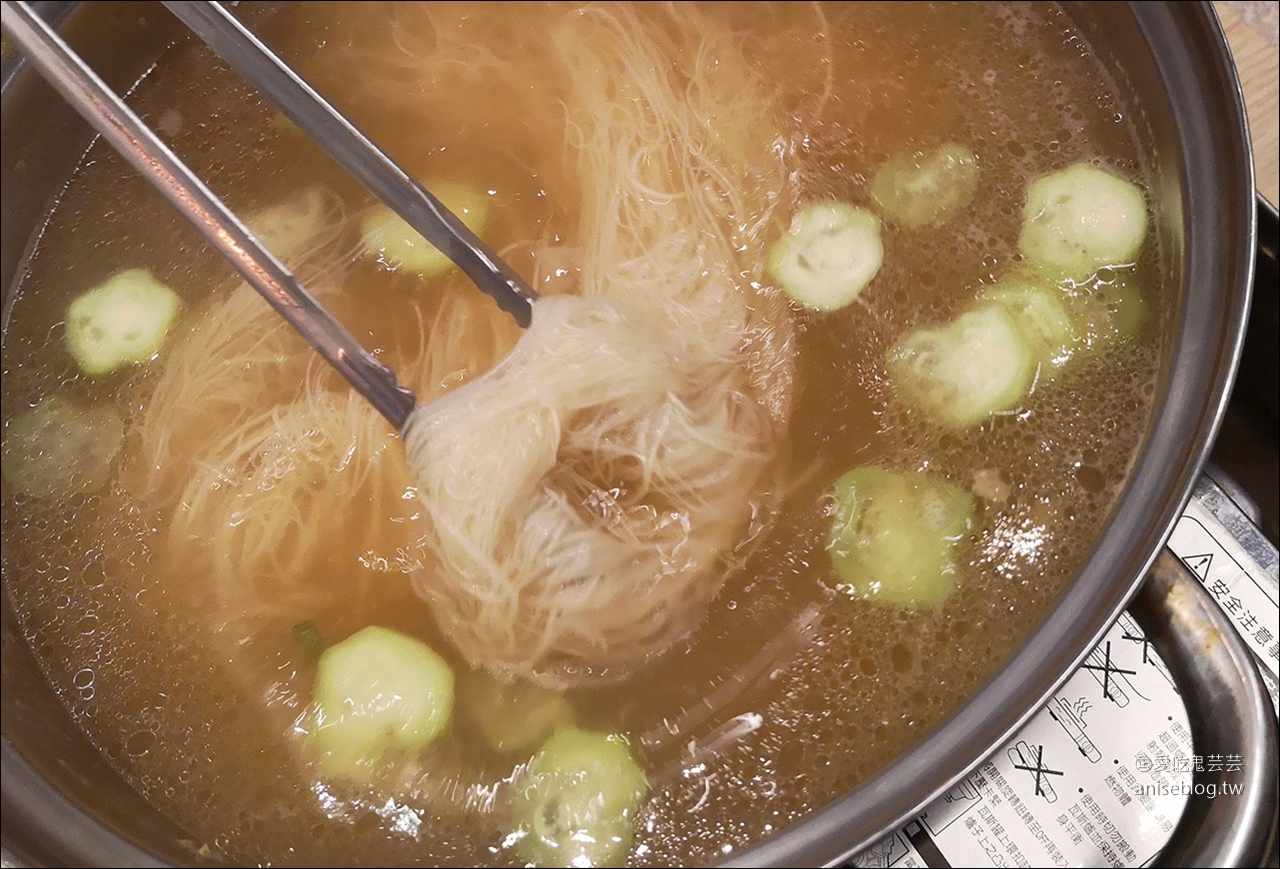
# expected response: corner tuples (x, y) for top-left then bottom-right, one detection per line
(1209, 198), (1280, 544)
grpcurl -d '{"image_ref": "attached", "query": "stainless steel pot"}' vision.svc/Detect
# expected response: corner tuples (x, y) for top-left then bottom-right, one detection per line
(0, 2), (1274, 866)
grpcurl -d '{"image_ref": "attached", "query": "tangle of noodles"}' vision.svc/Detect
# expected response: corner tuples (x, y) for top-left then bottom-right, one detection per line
(126, 215), (521, 636)
(125, 187), (349, 507)
(402, 6), (797, 686)
(404, 295), (784, 685)
(125, 3), (802, 686)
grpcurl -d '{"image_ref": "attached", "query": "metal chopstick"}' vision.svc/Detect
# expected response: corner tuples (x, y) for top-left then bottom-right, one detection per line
(1, 0), (423, 427)
(161, 0), (538, 328)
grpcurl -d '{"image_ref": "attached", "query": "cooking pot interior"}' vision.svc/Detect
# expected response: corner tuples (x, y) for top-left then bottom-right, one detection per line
(0, 2), (1253, 867)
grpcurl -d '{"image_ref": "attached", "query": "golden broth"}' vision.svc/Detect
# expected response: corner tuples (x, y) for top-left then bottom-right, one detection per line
(1, 1), (1163, 865)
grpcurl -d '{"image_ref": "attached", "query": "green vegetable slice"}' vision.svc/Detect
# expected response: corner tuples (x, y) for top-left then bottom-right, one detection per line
(513, 727), (648, 868)
(869, 143), (980, 229)
(1, 396), (124, 499)
(1018, 162), (1148, 282)
(308, 626), (454, 779)
(65, 268), (181, 376)
(886, 304), (1037, 429)
(245, 187), (341, 262)
(979, 275), (1080, 379)
(826, 466), (975, 608)
(458, 670), (574, 754)
(767, 202), (883, 311)
(360, 180), (490, 276)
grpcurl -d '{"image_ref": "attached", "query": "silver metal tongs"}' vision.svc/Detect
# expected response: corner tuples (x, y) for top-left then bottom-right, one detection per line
(0, 0), (539, 430)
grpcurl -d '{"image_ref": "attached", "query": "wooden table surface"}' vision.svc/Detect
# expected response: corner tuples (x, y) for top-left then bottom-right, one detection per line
(1215, 1), (1279, 206)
